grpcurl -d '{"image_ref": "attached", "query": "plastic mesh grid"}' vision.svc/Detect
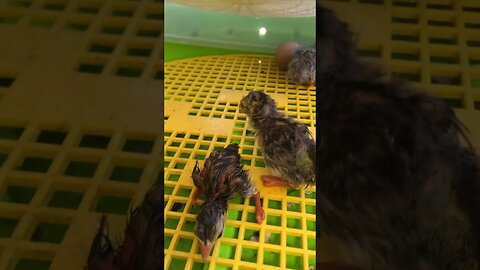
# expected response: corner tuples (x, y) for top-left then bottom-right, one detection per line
(0, 122), (164, 269)
(0, 0), (163, 269)
(0, 0), (164, 80)
(164, 55), (316, 270)
(324, 0), (480, 112)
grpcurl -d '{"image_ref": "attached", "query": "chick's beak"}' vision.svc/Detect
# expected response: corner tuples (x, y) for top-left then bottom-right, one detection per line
(201, 244), (213, 260)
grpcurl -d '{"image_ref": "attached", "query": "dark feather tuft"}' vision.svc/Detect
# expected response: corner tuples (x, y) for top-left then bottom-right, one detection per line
(317, 4), (480, 269)
(86, 185), (163, 270)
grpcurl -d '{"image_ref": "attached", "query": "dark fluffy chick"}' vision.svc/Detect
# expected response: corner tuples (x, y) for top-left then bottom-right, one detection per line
(316, 4), (480, 270)
(288, 45), (316, 87)
(239, 91), (315, 188)
(192, 143), (265, 260)
(86, 185), (162, 270)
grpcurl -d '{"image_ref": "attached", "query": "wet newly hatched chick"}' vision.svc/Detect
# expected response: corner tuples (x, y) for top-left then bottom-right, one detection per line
(287, 45), (316, 87)
(316, 4), (480, 270)
(191, 144), (265, 260)
(87, 185), (162, 270)
(239, 91), (315, 188)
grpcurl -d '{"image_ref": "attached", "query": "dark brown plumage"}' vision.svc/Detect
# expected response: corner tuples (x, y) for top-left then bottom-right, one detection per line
(192, 143), (265, 259)
(239, 91), (315, 188)
(317, 4), (480, 270)
(86, 185), (162, 270)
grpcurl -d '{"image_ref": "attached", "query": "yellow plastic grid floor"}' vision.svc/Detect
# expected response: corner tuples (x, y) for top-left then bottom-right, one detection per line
(0, 0), (163, 269)
(164, 55), (316, 270)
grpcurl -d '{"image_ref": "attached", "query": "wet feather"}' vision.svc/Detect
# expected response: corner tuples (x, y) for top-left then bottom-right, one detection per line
(288, 45), (316, 86)
(86, 185), (162, 270)
(192, 144), (259, 257)
(239, 91), (315, 187)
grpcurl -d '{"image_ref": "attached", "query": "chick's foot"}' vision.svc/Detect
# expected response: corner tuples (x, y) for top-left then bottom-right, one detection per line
(253, 192), (266, 224)
(256, 208), (266, 224)
(261, 175), (288, 187)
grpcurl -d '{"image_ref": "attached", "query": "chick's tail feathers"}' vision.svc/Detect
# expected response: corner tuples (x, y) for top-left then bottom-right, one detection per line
(87, 215), (118, 270)
(296, 141), (316, 187)
(116, 186), (162, 269)
(192, 160), (205, 189)
(134, 209), (162, 270)
(86, 186), (163, 270)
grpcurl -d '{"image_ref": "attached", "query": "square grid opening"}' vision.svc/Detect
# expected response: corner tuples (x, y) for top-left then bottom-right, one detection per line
(0, 120), (161, 268)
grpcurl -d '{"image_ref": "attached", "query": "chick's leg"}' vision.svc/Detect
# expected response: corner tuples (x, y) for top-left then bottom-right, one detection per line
(261, 175), (288, 187)
(252, 192), (266, 224)
(191, 188), (202, 205)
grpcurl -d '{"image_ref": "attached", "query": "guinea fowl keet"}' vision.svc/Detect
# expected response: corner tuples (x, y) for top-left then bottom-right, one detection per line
(191, 143), (266, 260)
(239, 91), (315, 188)
(275, 42), (316, 87)
(288, 45), (316, 87)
